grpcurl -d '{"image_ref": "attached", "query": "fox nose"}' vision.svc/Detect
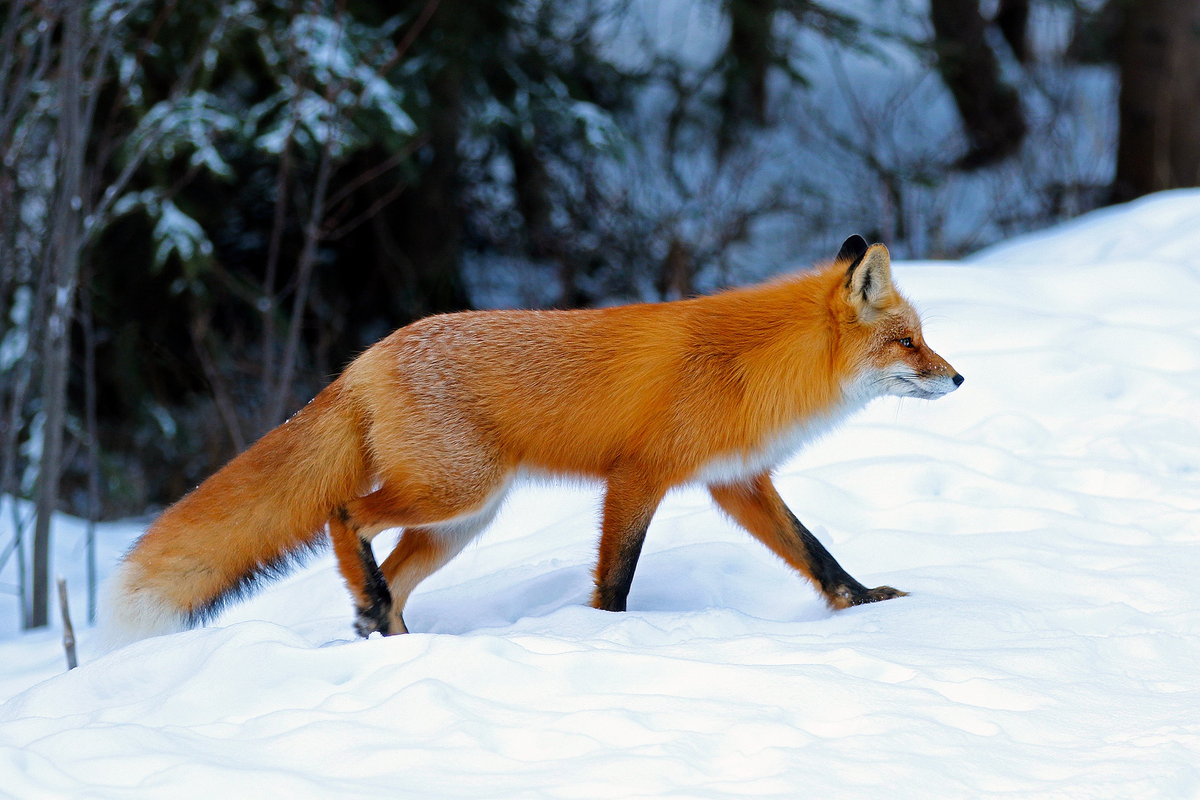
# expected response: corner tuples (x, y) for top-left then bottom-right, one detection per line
(952, 373), (964, 387)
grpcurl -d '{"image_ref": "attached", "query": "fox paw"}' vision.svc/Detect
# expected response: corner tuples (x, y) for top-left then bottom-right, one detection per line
(353, 602), (394, 638)
(855, 585), (908, 605)
(831, 584), (908, 608)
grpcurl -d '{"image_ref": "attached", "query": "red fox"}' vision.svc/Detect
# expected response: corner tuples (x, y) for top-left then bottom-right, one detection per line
(102, 236), (962, 646)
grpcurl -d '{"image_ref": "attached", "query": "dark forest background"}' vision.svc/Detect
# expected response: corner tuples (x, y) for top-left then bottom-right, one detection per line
(3, 0), (1200, 628)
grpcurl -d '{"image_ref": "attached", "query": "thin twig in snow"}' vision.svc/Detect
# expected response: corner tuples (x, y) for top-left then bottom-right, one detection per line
(57, 577), (77, 670)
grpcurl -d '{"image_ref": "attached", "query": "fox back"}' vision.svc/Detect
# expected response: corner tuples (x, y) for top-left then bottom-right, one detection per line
(345, 237), (960, 487)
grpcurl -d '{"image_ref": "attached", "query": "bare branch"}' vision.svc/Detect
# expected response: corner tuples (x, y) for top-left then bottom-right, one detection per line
(322, 177), (408, 242)
(323, 133), (426, 213)
(375, 0), (441, 80)
(258, 137), (293, 435)
(267, 127), (335, 427)
(189, 311), (248, 453)
(0, 2), (56, 149)
(0, 0), (32, 125)
(85, 3), (238, 240)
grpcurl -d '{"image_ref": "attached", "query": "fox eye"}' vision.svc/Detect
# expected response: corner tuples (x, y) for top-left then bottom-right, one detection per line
(899, 337), (914, 348)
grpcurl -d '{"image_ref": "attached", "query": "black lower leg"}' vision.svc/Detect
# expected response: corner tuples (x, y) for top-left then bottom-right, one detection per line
(353, 536), (394, 637)
(594, 524), (649, 613)
(784, 508), (905, 606)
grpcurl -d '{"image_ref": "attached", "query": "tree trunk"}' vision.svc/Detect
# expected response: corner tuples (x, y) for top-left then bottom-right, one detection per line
(388, 67), (471, 319)
(510, 132), (585, 305)
(995, 0), (1030, 63)
(719, 0), (774, 153)
(1112, 0), (1200, 202)
(82, 261), (100, 624)
(31, 0), (85, 629)
(655, 238), (694, 300)
(929, 0), (1027, 168)
(510, 134), (553, 260)
(0, 168), (13, 341)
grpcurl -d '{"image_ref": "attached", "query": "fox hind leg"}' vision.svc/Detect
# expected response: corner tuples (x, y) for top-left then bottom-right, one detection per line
(379, 493), (505, 633)
(331, 470), (510, 637)
(328, 480), (447, 637)
(329, 506), (395, 636)
(376, 491), (504, 633)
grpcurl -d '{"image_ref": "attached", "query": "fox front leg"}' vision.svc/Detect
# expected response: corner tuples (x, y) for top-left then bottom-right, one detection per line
(592, 471), (669, 612)
(709, 474), (906, 608)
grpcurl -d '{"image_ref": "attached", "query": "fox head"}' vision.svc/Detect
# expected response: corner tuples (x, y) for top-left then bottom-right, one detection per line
(834, 235), (963, 400)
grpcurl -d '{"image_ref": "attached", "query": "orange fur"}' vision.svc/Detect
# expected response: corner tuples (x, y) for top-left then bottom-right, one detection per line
(102, 240), (961, 645)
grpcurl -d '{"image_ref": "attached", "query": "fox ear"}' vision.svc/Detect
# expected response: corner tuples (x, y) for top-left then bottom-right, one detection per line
(835, 235), (869, 267)
(844, 243), (892, 316)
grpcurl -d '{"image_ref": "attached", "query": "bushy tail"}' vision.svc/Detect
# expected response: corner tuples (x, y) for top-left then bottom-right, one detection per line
(100, 380), (370, 649)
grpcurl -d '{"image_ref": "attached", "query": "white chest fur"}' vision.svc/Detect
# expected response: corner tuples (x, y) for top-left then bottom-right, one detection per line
(690, 374), (879, 486)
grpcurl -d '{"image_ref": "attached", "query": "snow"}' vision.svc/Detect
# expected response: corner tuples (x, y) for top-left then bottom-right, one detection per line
(4, 192), (1200, 796)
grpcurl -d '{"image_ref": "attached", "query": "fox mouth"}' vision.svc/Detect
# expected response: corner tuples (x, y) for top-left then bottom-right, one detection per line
(891, 375), (954, 399)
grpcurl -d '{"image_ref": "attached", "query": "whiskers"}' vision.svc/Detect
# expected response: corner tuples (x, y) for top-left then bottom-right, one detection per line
(865, 369), (950, 399)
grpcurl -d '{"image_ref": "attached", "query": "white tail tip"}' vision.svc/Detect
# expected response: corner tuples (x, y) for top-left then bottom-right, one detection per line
(96, 560), (191, 653)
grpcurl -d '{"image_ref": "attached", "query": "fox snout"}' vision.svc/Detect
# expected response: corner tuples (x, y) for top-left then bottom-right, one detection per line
(935, 351), (964, 394)
(930, 368), (964, 397)
(914, 357), (963, 399)
(880, 349), (963, 400)
(904, 370), (961, 399)
(908, 340), (963, 398)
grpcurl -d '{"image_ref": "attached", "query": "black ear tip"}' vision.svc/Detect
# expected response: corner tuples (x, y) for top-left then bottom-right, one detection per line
(836, 235), (869, 264)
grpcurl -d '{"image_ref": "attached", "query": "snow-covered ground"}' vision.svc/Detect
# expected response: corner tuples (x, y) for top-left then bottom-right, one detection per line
(3, 191), (1200, 797)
